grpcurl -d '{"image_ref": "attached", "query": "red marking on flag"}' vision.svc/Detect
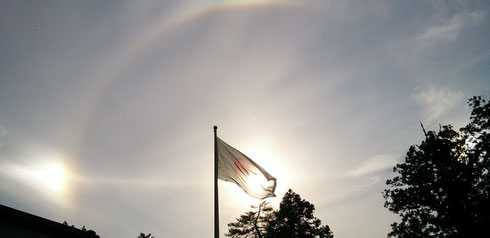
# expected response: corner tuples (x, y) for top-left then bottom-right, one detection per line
(234, 159), (248, 176)
(234, 158), (258, 177)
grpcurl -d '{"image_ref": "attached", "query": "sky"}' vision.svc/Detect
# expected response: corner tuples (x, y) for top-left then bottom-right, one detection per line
(0, 0), (489, 237)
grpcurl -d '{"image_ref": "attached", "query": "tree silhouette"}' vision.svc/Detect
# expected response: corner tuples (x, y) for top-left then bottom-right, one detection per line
(270, 189), (333, 238)
(226, 201), (274, 238)
(383, 96), (490, 238)
(137, 232), (154, 238)
(226, 190), (333, 238)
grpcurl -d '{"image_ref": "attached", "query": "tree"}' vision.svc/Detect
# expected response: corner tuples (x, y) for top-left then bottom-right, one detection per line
(137, 233), (154, 238)
(383, 96), (490, 238)
(226, 201), (274, 238)
(270, 189), (333, 238)
(227, 190), (334, 238)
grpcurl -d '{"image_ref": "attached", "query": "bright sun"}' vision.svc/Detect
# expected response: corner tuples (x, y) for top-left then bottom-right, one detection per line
(14, 161), (67, 193)
(35, 163), (66, 192)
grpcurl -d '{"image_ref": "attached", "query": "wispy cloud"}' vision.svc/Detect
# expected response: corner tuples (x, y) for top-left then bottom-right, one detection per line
(414, 86), (464, 123)
(347, 154), (399, 178)
(417, 11), (484, 43)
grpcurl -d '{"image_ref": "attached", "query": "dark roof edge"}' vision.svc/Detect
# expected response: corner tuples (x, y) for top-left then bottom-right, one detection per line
(0, 203), (99, 237)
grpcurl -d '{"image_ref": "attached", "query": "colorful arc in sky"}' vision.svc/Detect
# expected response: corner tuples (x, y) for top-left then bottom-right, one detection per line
(75, 0), (307, 154)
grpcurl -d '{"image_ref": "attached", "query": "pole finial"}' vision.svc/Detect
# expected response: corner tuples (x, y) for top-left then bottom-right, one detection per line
(213, 126), (217, 131)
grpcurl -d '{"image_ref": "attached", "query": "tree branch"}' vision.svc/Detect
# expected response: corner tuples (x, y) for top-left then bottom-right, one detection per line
(420, 121), (428, 137)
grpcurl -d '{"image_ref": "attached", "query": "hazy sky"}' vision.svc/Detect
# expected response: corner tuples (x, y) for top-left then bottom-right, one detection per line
(1, 0), (489, 237)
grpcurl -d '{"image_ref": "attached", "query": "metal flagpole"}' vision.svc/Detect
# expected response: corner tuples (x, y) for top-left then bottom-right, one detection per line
(214, 126), (219, 238)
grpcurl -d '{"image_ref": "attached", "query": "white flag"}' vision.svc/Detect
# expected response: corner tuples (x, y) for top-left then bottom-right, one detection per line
(217, 137), (276, 199)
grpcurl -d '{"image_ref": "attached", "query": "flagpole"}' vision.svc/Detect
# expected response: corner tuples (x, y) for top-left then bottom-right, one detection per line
(214, 126), (219, 238)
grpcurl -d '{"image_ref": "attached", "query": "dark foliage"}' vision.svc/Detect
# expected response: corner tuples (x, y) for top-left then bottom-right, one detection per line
(271, 189), (333, 238)
(226, 201), (274, 238)
(383, 96), (490, 238)
(137, 232), (154, 238)
(226, 189), (333, 238)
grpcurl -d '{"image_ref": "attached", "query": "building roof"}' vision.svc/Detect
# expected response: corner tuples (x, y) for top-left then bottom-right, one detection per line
(0, 203), (100, 238)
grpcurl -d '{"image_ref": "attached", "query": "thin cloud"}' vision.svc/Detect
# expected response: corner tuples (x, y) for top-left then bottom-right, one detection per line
(414, 86), (464, 123)
(417, 11), (484, 43)
(347, 154), (399, 178)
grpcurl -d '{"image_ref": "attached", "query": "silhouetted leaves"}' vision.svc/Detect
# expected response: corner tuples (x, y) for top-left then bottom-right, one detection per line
(137, 232), (154, 238)
(226, 201), (274, 238)
(271, 189), (333, 238)
(383, 96), (490, 238)
(226, 190), (333, 238)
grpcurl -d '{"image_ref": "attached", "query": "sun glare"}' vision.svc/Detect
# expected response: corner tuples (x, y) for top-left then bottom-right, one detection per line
(13, 160), (68, 194)
(36, 163), (66, 192)
(222, 138), (291, 209)
(242, 167), (271, 195)
(245, 142), (289, 188)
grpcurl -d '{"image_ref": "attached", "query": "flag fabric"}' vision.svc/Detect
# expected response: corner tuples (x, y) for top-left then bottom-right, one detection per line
(217, 137), (276, 199)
